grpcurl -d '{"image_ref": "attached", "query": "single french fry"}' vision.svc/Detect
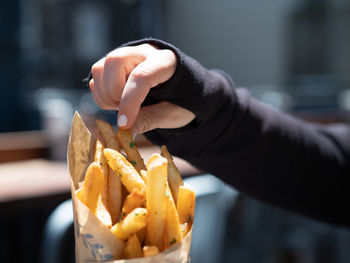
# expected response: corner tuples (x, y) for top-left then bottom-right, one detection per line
(111, 208), (148, 240)
(96, 119), (120, 151)
(117, 129), (146, 173)
(96, 120), (122, 225)
(165, 187), (182, 247)
(94, 140), (112, 226)
(146, 154), (168, 251)
(123, 234), (143, 259)
(108, 167), (122, 224)
(75, 162), (104, 214)
(177, 186), (196, 235)
(161, 145), (184, 206)
(143, 246), (159, 258)
(121, 191), (145, 219)
(94, 140), (109, 205)
(104, 148), (146, 195)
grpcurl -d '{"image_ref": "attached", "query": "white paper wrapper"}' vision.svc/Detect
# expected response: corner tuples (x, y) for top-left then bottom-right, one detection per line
(67, 112), (192, 262)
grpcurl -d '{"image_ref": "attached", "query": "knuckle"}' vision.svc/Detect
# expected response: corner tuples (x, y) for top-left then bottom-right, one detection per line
(131, 67), (154, 88)
(91, 64), (100, 77)
(106, 49), (128, 64)
(132, 67), (150, 80)
(104, 55), (119, 68)
(91, 58), (105, 77)
(88, 79), (94, 89)
(131, 66), (156, 88)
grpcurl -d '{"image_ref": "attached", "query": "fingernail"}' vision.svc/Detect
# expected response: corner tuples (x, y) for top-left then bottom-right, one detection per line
(118, 114), (128, 127)
(132, 132), (137, 141)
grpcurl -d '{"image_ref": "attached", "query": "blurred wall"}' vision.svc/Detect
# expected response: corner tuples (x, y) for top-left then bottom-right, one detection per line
(0, 1), (24, 132)
(163, 0), (294, 87)
(163, 0), (350, 91)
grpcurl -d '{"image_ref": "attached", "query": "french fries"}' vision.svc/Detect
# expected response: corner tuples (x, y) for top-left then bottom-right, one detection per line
(75, 162), (104, 214)
(96, 119), (121, 151)
(93, 139), (112, 227)
(124, 234), (143, 259)
(165, 186), (182, 247)
(104, 148), (146, 196)
(161, 145), (184, 206)
(121, 191), (145, 219)
(117, 129), (146, 173)
(177, 186), (196, 235)
(76, 121), (195, 260)
(111, 207), (148, 240)
(96, 120), (122, 224)
(146, 154), (168, 251)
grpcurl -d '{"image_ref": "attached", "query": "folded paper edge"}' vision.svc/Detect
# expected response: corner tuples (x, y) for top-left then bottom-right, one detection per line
(67, 111), (96, 189)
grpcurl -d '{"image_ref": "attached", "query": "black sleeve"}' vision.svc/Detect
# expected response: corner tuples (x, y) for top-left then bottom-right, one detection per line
(95, 38), (350, 226)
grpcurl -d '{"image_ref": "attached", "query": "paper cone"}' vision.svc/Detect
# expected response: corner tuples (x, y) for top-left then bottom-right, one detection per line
(67, 112), (192, 262)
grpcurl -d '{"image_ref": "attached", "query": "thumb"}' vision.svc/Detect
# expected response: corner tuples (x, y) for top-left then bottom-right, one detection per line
(130, 102), (195, 136)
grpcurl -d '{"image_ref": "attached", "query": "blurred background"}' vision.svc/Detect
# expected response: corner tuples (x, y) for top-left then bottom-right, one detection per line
(1, 0), (350, 262)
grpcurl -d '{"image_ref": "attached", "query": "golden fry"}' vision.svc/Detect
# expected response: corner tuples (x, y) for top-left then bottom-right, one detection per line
(96, 119), (120, 151)
(117, 129), (146, 173)
(121, 191), (145, 219)
(75, 162), (103, 214)
(104, 148), (146, 195)
(111, 208), (148, 240)
(143, 246), (159, 258)
(123, 234), (143, 259)
(146, 154), (168, 251)
(94, 140), (109, 205)
(165, 187), (182, 247)
(96, 120), (122, 225)
(177, 186), (196, 235)
(108, 167), (122, 224)
(161, 145), (184, 205)
(94, 140), (112, 226)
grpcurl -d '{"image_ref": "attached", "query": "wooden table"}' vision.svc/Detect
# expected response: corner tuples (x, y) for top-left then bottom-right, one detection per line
(0, 159), (69, 203)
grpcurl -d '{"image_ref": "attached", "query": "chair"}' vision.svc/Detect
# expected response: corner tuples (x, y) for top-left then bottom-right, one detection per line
(41, 199), (75, 263)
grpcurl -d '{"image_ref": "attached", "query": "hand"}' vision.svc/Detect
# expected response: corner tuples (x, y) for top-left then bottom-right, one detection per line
(89, 43), (195, 135)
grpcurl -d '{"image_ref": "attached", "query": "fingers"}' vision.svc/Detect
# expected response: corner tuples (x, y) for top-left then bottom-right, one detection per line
(102, 47), (147, 107)
(90, 45), (153, 111)
(89, 43), (177, 130)
(90, 58), (119, 110)
(130, 102), (195, 136)
(117, 49), (177, 129)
